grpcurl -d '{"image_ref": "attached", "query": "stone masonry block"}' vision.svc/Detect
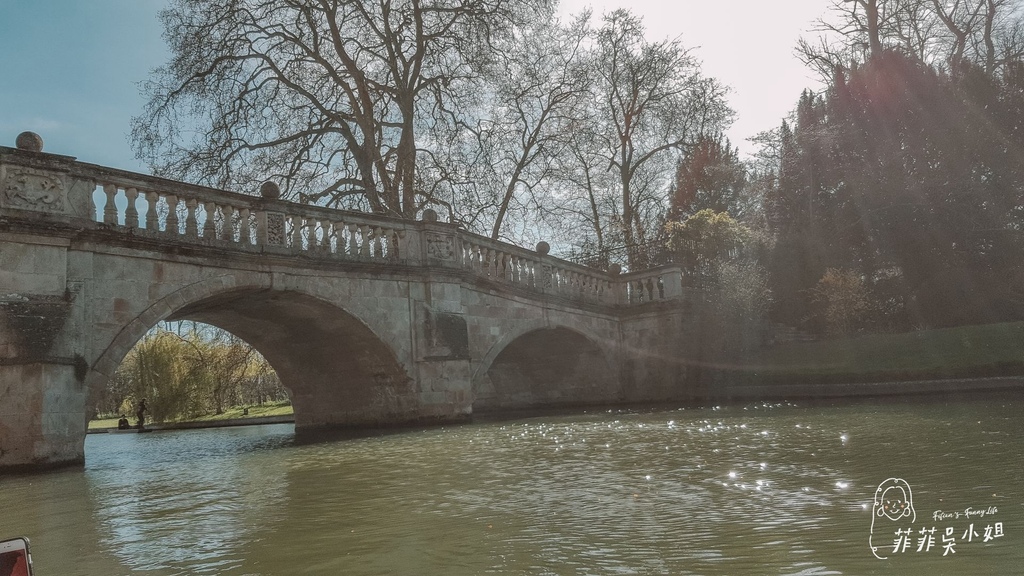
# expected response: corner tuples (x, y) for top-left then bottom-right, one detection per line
(67, 251), (94, 280)
(138, 301), (172, 327)
(0, 271), (66, 295)
(419, 391), (447, 405)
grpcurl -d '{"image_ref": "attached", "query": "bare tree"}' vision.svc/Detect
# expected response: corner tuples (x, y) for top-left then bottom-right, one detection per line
(133, 0), (549, 218)
(466, 12), (592, 241)
(799, 0), (1024, 79)
(588, 10), (731, 269)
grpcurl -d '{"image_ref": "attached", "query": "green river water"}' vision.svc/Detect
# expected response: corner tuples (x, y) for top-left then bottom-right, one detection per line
(1, 393), (1021, 575)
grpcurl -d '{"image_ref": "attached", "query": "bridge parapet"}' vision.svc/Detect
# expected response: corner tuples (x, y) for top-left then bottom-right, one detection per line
(620, 267), (688, 305)
(1, 142), (684, 308)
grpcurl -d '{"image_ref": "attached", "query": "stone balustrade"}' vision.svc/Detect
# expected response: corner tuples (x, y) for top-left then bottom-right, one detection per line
(619, 267), (686, 305)
(1, 140), (684, 308)
(456, 232), (613, 304)
(81, 165), (414, 264)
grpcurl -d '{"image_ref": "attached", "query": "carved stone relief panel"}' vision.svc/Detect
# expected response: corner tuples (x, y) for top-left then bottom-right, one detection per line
(1, 167), (67, 213)
(425, 232), (455, 260)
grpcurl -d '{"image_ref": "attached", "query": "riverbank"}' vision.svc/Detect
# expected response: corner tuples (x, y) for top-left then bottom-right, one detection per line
(87, 414), (295, 434)
(745, 321), (1024, 382)
(708, 374), (1024, 401)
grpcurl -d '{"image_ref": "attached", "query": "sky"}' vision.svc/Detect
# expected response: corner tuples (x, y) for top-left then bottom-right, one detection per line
(0, 0), (828, 174)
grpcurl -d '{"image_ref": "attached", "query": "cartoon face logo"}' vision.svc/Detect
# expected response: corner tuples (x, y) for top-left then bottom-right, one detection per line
(873, 478), (915, 522)
(869, 477), (916, 560)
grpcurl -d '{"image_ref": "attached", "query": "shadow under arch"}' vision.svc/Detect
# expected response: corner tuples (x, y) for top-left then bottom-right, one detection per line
(87, 282), (414, 436)
(472, 324), (619, 412)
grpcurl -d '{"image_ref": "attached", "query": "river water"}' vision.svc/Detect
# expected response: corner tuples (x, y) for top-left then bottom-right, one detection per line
(1, 393), (1021, 575)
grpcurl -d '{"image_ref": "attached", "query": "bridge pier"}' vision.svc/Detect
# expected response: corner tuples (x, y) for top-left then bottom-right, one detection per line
(0, 363), (87, 469)
(0, 230), (91, 469)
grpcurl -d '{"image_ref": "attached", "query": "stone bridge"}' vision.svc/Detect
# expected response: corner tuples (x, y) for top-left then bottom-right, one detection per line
(0, 137), (699, 471)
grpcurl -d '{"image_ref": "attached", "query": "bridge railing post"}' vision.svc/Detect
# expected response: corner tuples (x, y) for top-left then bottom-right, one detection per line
(0, 137), (93, 223)
(255, 204), (287, 247)
(660, 266), (684, 298)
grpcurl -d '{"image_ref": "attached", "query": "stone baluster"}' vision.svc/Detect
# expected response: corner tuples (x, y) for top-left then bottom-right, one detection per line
(380, 227), (392, 259)
(381, 227), (394, 259)
(89, 188), (99, 222)
(493, 251), (504, 279)
(477, 248), (488, 276)
(506, 252), (515, 280)
(166, 195), (179, 235)
(183, 199), (198, 238)
(319, 219), (332, 252)
(289, 215), (302, 249)
(313, 217), (325, 251)
(359, 225), (371, 258)
(469, 244), (479, 273)
(347, 223), (359, 257)
(124, 188), (139, 228)
(239, 208), (251, 245)
(221, 205), (235, 241)
(372, 226), (383, 258)
(203, 201), (216, 238)
(102, 184), (118, 225)
(145, 192), (159, 230)
(292, 216), (303, 250)
(304, 218), (317, 251)
(333, 220), (346, 256)
(314, 219), (325, 252)
(394, 229), (405, 261)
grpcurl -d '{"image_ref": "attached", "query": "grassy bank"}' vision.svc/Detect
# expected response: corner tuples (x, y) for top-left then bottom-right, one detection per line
(89, 401), (294, 430)
(729, 321), (1024, 384)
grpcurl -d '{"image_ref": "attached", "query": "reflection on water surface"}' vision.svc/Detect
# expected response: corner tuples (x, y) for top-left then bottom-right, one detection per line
(1, 394), (1021, 575)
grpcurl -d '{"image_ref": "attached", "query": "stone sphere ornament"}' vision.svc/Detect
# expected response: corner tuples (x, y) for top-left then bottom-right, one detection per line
(535, 241), (550, 255)
(608, 263), (622, 275)
(421, 208), (438, 222)
(15, 131), (43, 152)
(259, 181), (281, 200)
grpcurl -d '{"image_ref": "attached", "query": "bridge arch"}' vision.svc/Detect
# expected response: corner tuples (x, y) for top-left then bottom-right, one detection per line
(472, 321), (621, 412)
(86, 274), (414, 432)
